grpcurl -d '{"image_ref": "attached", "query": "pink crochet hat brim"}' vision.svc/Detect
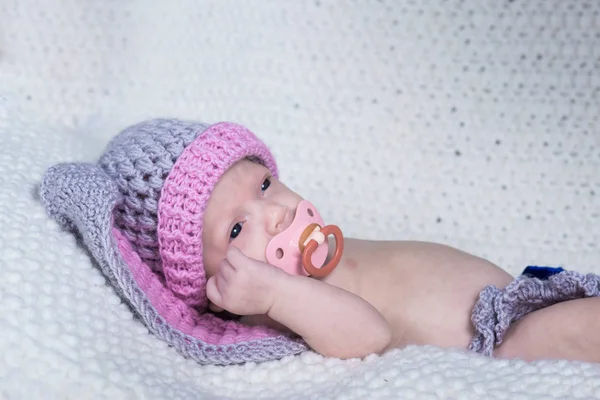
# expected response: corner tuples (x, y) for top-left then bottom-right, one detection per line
(157, 122), (279, 312)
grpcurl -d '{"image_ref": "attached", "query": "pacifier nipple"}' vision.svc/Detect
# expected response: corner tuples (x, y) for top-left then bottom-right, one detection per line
(265, 200), (344, 278)
(298, 223), (323, 250)
(306, 229), (326, 246)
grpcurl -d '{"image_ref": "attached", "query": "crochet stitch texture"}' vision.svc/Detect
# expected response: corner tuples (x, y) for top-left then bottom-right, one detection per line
(157, 121), (278, 310)
(41, 119), (306, 365)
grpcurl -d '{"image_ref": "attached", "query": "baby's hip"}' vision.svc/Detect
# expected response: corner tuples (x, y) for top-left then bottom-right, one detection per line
(469, 266), (600, 356)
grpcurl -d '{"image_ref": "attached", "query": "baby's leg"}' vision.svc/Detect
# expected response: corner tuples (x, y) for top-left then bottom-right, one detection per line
(495, 297), (600, 363)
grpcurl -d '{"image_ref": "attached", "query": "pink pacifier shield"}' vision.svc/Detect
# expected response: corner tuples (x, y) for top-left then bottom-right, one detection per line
(265, 200), (329, 276)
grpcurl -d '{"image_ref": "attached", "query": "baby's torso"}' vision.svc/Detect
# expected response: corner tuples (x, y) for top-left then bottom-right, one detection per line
(323, 239), (514, 350)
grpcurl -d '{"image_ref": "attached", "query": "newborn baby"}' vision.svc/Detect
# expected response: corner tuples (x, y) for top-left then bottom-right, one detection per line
(202, 158), (600, 362)
(41, 119), (600, 366)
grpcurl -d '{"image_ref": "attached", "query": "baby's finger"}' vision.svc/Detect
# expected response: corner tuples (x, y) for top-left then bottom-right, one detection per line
(206, 276), (224, 308)
(208, 302), (225, 313)
(219, 258), (236, 281)
(226, 246), (251, 269)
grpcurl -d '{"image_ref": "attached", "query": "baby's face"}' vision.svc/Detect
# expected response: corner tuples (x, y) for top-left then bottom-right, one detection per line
(203, 159), (303, 277)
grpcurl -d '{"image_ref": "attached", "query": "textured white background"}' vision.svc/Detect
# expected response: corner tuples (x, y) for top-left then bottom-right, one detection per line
(1, 0), (600, 399)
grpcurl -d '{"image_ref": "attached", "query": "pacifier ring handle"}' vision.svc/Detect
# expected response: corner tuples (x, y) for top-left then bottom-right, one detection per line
(302, 224), (344, 278)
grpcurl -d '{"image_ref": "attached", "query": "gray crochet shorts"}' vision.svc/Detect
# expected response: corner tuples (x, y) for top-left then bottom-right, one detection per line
(468, 266), (600, 356)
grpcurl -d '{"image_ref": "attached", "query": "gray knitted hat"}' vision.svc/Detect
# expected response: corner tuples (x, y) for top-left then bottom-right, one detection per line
(40, 118), (307, 365)
(98, 118), (206, 274)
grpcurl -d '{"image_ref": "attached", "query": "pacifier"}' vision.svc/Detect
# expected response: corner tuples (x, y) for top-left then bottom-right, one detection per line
(265, 200), (344, 278)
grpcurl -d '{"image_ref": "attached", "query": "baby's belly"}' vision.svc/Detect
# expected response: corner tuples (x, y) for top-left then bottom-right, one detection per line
(354, 241), (514, 350)
(385, 285), (484, 350)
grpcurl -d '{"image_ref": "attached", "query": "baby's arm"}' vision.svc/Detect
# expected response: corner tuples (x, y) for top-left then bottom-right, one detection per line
(207, 248), (392, 359)
(266, 273), (392, 358)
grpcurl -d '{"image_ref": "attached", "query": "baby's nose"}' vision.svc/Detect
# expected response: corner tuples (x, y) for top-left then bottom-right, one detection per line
(266, 204), (291, 236)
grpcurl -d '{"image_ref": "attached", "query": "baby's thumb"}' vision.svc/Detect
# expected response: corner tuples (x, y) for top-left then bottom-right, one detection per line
(226, 246), (251, 268)
(205, 276), (223, 308)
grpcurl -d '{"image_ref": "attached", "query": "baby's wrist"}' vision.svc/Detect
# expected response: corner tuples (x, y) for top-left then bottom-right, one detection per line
(265, 270), (294, 317)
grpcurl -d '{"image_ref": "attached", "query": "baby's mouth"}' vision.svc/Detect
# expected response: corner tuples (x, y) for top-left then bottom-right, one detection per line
(265, 200), (337, 276)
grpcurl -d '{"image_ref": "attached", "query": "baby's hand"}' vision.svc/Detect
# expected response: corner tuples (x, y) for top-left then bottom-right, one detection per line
(206, 247), (285, 316)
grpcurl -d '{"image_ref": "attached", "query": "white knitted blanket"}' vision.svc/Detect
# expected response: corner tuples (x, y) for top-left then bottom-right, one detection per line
(1, 1), (600, 398)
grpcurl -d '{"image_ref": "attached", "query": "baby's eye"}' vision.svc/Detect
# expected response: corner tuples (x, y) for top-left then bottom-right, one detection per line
(261, 177), (271, 192)
(230, 222), (243, 240)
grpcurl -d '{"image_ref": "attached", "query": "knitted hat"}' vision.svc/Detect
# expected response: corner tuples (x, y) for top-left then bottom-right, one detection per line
(40, 118), (307, 365)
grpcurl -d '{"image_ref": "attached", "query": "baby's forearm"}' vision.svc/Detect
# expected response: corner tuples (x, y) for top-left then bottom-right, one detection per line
(267, 274), (392, 359)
